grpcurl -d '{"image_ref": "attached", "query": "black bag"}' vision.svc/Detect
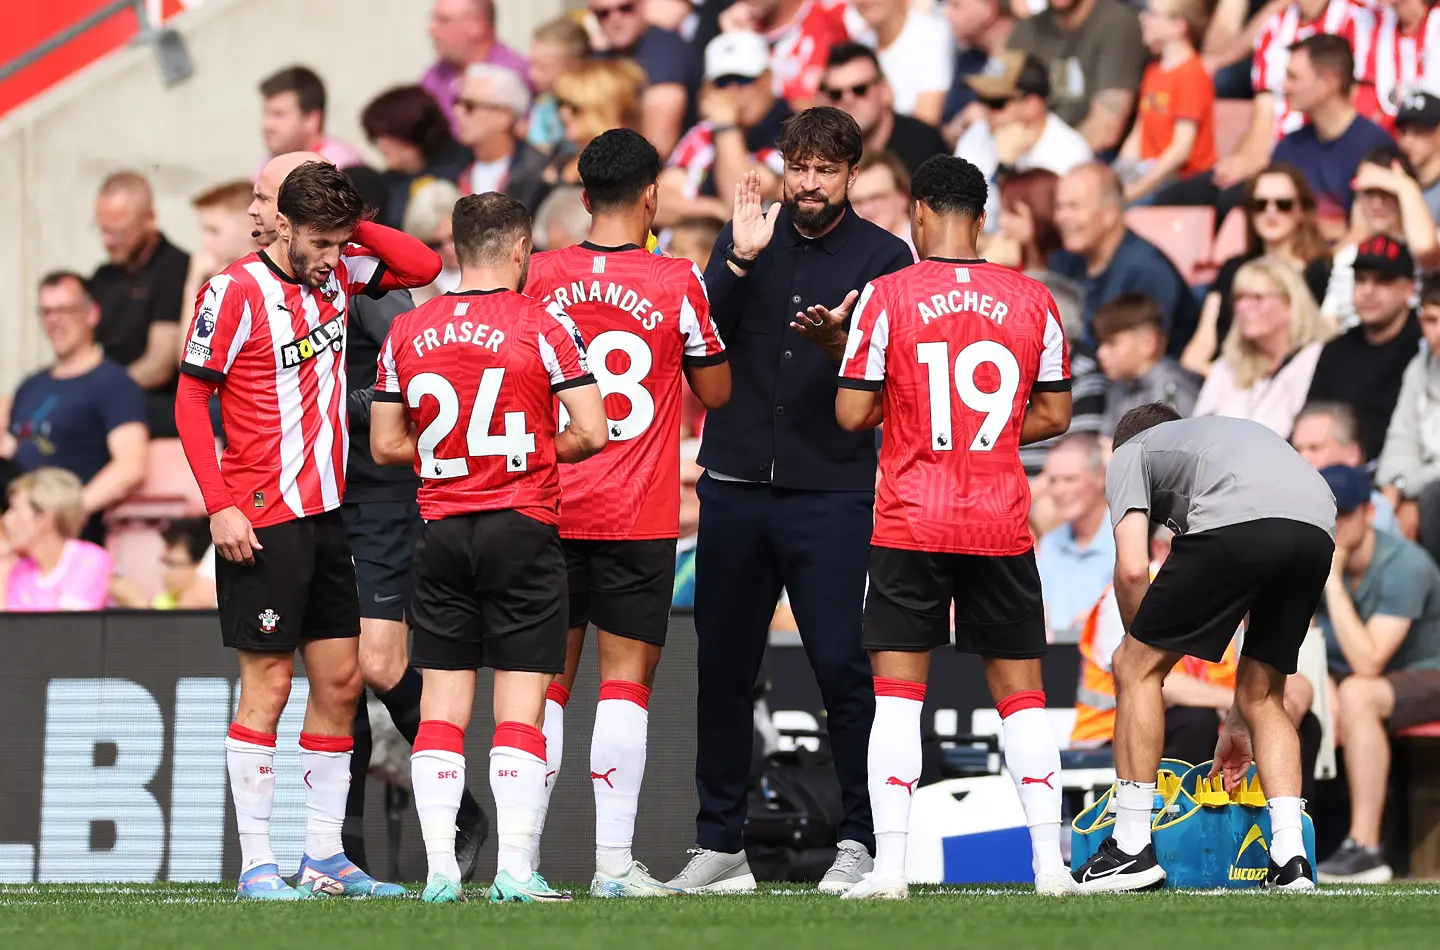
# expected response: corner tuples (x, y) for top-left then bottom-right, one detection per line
(745, 745), (845, 851)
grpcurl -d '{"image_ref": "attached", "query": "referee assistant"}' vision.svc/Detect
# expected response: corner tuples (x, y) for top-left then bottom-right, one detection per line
(667, 107), (912, 894)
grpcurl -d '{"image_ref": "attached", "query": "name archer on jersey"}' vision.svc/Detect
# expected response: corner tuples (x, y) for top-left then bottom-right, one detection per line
(541, 280), (665, 331)
(919, 288), (1011, 326)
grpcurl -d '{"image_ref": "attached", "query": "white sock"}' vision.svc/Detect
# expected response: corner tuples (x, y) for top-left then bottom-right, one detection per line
(869, 678), (926, 879)
(1268, 796), (1305, 865)
(534, 686), (568, 865)
(1000, 699), (1065, 876)
(298, 732), (351, 861)
(491, 722), (547, 880)
(1115, 780), (1156, 855)
(412, 720), (468, 882)
(592, 681), (650, 877)
(226, 724), (277, 874)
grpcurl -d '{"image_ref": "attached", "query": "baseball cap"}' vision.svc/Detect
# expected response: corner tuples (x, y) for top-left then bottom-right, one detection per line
(704, 31), (770, 82)
(964, 51), (1050, 103)
(1320, 464), (1373, 514)
(1352, 234), (1416, 280)
(1398, 91), (1440, 129)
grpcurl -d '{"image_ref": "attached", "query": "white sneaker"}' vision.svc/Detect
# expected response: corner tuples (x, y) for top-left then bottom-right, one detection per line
(665, 849), (757, 894)
(1034, 871), (1076, 896)
(840, 872), (908, 900)
(591, 862), (683, 898)
(818, 840), (874, 895)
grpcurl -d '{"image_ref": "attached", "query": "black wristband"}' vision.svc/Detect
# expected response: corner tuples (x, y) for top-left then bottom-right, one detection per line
(725, 244), (758, 271)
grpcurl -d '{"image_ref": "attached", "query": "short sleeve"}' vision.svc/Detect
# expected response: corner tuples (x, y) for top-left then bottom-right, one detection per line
(99, 366), (146, 432)
(1169, 60), (1212, 122)
(1105, 442), (1152, 526)
(1093, 7), (1146, 93)
(539, 303), (596, 392)
(56, 543), (114, 611)
(373, 333), (403, 403)
(1033, 299), (1072, 392)
(679, 262), (727, 365)
(837, 282), (889, 390)
(180, 274), (253, 382)
(1373, 546), (1432, 621)
(338, 246), (386, 298)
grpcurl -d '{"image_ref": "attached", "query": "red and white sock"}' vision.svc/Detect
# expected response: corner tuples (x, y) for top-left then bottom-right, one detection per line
(298, 732), (352, 861)
(998, 691), (1064, 876)
(533, 682), (569, 864)
(592, 680), (650, 877)
(869, 677), (925, 879)
(226, 723), (277, 874)
(490, 721), (547, 880)
(412, 719), (467, 882)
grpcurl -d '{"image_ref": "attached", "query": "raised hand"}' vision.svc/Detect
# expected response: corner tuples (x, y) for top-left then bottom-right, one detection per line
(731, 169), (780, 261)
(790, 289), (860, 363)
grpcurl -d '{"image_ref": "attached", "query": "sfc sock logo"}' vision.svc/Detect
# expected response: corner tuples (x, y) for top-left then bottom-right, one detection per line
(1228, 824), (1269, 881)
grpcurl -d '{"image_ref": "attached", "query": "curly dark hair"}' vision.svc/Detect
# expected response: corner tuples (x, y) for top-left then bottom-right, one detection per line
(911, 155), (988, 220)
(277, 161), (369, 232)
(577, 128), (661, 213)
(777, 106), (863, 168)
(361, 85), (458, 163)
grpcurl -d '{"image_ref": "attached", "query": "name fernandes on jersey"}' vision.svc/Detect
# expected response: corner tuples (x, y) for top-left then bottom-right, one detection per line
(546, 278), (666, 332)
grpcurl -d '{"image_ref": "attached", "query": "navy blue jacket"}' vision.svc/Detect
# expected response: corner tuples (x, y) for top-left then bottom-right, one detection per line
(699, 205), (912, 491)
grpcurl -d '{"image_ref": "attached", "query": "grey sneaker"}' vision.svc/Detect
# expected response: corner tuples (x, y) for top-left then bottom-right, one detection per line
(1317, 838), (1392, 883)
(818, 840), (874, 895)
(665, 848), (757, 894)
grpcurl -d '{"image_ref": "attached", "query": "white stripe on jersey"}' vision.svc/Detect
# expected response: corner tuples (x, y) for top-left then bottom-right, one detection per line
(342, 249), (383, 289)
(690, 261), (709, 302)
(538, 330), (566, 386)
(679, 293), (710, 357)
(1038, 310), (1066, 383)
(301, 286), (343, 513)
(248, 261), (311, 518)
(861, 308), (890, 382)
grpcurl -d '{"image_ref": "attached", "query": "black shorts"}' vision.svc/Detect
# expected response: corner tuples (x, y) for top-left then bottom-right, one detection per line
(564, 538), (676, 645)
(408, 510), (568, 673)
(341, 499), (422, 621)
(1131, 518), (1334, 675)
(215, 509), (360, 652)
(863, 545), (1047, 659)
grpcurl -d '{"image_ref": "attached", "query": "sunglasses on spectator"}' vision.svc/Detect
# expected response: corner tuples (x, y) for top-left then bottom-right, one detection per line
(713, 74), (756, 90)
(1248, 197), (1298, 213)
(979, 96), (1015, 111)
(822, 82), (874, 102)
(594, 2), (637, 20)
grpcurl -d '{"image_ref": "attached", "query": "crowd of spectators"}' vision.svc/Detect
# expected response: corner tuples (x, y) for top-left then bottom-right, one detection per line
(4, 0), (1440, 881)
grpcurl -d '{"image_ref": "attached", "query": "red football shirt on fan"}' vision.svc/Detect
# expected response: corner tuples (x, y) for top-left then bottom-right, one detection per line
(766, 0), (853, 105)
(838, 259), (1070, 556)
(1364, 4), (1440, 131)
(179, 248), (387, 528)
(374, 289), (594, 525)
(524, 242), (725, 540)
(1252, 0), (1378, 139)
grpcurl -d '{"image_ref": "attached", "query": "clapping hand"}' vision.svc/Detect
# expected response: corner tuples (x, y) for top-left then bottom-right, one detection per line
(791, 289), (860, 362)
(731, 169), (779, 263)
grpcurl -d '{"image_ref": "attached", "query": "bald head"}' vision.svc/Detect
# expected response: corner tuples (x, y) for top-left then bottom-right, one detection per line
(95, 171), (158, 265)
(1054, 162), (1125, 260)
(249, 150), (330, 247)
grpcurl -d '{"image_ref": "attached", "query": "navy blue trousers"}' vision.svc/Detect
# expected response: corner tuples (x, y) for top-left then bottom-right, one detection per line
(692, 474), (876, 853)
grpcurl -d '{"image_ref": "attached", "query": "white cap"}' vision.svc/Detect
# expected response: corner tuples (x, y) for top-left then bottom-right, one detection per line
(703, 31), (770, 82)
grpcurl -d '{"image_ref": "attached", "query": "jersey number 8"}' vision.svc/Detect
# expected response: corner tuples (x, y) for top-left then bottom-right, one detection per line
(916, 340), (1021, 452)
(408, 368), (536, 477)
(560, 330), (654, 441)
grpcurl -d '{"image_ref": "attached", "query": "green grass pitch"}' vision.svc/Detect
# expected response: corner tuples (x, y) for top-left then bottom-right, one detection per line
(2, 883), (1437, 950)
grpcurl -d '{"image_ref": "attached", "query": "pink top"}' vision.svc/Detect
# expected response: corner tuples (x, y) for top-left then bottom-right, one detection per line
(4, 540), (113, 611)
(251, 136), (366, 180)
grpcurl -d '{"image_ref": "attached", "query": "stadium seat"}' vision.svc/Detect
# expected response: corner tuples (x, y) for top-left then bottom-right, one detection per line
(1209, 207), (1247, 265)
(1396, 722), (1440, 739)
(1123, 206), (1216, 285)
(107, 438), (207, 522)
(106, 524), (167, 602)
(1212, 100), (1253, 162)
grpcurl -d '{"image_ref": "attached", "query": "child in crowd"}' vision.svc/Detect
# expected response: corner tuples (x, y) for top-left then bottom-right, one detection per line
(109, 517), (214, 610)
(1117, 0), (1216, 203)
(667, 216), (725, 271)
(527, 16), (590, 153)
(1093, 292), (1201, 436)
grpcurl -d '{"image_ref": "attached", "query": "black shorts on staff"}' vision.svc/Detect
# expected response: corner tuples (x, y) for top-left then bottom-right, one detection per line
(1130, 518), (1334, 675)
(564, 537), (677, 645)
(408, 509), (568, 674)
(215, 509), (360, 651)
(863, 545), (1047, 659)
(341, 498), (422, 622)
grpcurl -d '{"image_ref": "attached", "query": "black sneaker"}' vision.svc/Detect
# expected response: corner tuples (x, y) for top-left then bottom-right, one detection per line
(455, 792), (489, 882)
(1317, 837), (1392, 883)
(1265, 854), (1316, 890)
(1071, 837), (1167, 893)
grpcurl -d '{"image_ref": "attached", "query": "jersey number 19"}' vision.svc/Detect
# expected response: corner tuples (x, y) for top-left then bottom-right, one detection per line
(916, 340), (1020, 453)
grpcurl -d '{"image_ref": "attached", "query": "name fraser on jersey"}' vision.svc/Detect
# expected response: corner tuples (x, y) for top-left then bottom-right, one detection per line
(409, 320), (507, 357)
(544, 280), (665, 331)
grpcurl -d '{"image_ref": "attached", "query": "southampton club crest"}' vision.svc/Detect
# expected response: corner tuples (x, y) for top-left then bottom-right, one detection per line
(258, 609), (280, 634)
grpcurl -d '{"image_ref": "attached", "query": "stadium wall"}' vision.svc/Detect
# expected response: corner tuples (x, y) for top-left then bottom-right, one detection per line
(0, 0), (565, 394)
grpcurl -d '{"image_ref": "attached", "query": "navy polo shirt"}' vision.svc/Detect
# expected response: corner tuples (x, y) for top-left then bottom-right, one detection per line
(700, 204), (913, 492)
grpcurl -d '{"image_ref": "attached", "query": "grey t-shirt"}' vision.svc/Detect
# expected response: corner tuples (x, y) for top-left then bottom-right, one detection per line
(1105, 416), (1337, 537)
(1318, 529), (1440, 672)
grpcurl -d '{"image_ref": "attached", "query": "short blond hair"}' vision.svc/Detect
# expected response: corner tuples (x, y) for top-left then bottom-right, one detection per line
(192, 179), (254, 213)
(1152, 0), (1208, 44)
(8, 467), (87, 539)
(553, 60), (647, 142)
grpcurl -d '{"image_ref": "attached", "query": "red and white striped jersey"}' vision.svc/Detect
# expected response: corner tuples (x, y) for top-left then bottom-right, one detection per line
(374, 290), (594, 525)
(179, 249), (384, 528)
(765, 0), (853, 105)
(839, 259), (1069, 556)
(1364, 3), (1440, 130)
(667, 122), (786, 200)
(524, 242), (726, 540)
(1252, 0), (1378, 138)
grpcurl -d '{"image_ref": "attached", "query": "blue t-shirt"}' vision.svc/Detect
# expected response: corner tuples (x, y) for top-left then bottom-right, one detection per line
(942, 47), (991, 123)
(1048, 230), (1200, 357)
(10, 358), (146, 483)
(1271, 116), (1394, 214)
